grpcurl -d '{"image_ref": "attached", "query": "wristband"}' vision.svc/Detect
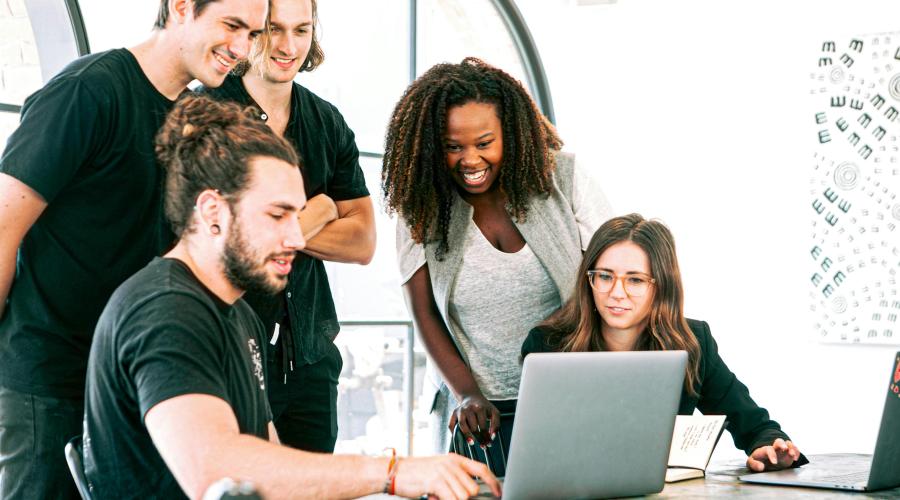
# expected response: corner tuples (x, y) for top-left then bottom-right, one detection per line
(383, 447), (399, 495)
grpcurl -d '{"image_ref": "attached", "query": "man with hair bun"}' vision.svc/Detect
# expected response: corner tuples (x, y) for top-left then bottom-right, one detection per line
(202, 0), (376, 455)
(83, 94), (500, 500)
(0, 0), (266, 497)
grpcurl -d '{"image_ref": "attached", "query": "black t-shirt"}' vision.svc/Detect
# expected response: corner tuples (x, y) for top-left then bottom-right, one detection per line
(0, 49), (176, 398)
(83, 257), (271, 499)
(202, 75), (369, 366)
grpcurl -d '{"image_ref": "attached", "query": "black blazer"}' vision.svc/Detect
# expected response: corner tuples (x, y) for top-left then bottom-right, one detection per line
(522, 318), (808, 461)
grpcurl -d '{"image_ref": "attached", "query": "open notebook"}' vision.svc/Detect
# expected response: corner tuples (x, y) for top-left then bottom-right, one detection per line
(665, 415), (726, 482)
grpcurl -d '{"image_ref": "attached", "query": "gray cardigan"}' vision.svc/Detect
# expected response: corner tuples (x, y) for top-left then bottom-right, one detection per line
(396, 152), (610, 452)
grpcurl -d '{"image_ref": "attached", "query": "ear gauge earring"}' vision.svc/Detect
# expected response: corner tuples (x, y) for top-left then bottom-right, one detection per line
(210, 224), (221, 235)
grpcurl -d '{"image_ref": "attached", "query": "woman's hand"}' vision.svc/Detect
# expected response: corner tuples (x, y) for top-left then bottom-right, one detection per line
(448, 394), (500, 447)
(746, 438), (801, 472)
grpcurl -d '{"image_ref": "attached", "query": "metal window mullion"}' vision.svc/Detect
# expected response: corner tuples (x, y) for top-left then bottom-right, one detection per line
(488, 0), (555, 124)
(24, 0), (91, 85)
(64, 0), (90, 56)
(0, 103), (23, 113)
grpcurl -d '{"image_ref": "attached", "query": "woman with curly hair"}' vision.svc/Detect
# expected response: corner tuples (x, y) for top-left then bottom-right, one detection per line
(522, 214), (807, 472)
(382, 57), (613, 454)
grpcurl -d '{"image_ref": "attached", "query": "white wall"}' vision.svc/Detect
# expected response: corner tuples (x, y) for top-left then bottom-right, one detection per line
(517, 0), (900, 459)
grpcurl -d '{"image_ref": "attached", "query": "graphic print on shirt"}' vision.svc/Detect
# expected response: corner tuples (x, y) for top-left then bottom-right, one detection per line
(248, 338), (265, 390)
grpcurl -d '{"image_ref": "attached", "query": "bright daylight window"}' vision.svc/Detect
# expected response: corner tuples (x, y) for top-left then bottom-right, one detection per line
(28, 0), (552, 457)
(0, 0), (42, 149)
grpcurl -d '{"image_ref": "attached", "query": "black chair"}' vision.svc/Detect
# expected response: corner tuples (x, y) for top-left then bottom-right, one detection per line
(64, 435), (93, 500)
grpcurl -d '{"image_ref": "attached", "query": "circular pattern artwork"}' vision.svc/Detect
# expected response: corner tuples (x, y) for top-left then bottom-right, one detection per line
(889, 73), (900, 101)
(830, 66), (845, 84)
(810, 34), (900, 345)
(833, 162), (860, 190)
(831, 295), (849, 314)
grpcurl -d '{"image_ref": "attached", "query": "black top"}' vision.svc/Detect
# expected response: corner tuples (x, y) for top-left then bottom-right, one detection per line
(201, 74), (368, 368)
(0, 49), (176, 398)
(523, 318), (808, 458)
(83, 258), (271, 499)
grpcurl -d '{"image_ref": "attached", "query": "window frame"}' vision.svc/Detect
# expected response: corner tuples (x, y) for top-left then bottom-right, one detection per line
(25, 0), (555, 456)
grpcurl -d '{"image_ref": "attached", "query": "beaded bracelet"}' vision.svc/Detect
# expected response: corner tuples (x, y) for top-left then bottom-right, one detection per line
(383, 447), (399, 495)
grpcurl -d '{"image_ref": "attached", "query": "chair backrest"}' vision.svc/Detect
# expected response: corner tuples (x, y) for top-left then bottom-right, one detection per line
(64, 435), (93, 500)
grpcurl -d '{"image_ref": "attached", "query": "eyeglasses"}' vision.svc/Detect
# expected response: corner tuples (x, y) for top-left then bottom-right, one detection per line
(586, 270), (656, 297)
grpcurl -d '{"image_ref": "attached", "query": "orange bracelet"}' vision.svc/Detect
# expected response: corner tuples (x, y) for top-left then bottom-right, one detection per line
(383, 447), (399, 495)
(389, 466), (398, 496)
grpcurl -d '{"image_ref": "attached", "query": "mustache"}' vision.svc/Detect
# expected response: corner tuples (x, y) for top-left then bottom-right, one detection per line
(267, 251), (296, 261)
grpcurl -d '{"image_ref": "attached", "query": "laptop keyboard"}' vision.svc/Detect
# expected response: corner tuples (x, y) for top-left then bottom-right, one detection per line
(819, 470), (869, 484)
(471, 478), (504, 499)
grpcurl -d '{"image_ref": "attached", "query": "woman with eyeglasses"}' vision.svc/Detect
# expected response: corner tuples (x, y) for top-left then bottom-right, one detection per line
(522, 213), (807, 472)
(382, 58), (613, 455)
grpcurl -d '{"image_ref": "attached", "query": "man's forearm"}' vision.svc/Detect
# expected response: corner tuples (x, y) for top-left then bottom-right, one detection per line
(298, 196), (339, 241)
(188, 434), (388, 499)
(300, 197), (375, 264)
(301, 216), (376, 264)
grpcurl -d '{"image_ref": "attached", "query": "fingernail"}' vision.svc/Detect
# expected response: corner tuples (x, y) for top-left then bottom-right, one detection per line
(486, 442), (492, 448)
(467, 438), (474, 446)
(491, 432), (496, 441)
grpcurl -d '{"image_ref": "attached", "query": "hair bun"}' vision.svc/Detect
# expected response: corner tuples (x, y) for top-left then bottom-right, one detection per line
(154, 93), (300, 238)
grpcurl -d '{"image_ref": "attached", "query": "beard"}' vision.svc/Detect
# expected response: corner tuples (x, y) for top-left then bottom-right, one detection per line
(223, 217), (290, 296)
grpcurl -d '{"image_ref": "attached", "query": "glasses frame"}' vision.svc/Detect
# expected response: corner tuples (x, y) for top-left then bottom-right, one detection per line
(586, 270), (657, 297)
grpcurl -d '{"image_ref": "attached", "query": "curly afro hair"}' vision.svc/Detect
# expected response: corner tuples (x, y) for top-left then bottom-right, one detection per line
(381, 57), (562, 258)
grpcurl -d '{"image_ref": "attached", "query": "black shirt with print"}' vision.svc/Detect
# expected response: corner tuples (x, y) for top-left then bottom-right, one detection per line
(83, 258), (271, 499)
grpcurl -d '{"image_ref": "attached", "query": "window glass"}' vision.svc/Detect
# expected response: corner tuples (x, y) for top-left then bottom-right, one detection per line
(319, 2), (544, 457)
(300, 0), (410, 155)
(0, 1), (42, 106)
(417, 0), (529, 88)
(77, 0), (156, 53)
(326, 155), (406, 320)
(334, 323), (432, 456)
(0, 111), (20, 151)
(80, 0), (409, 156)
(73, 0), (548, 458)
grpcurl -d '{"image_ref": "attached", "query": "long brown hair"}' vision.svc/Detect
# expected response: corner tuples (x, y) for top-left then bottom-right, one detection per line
(235, 0), (325, 76)
(541, 214), (702, 395)
(381, 57), (562, 259)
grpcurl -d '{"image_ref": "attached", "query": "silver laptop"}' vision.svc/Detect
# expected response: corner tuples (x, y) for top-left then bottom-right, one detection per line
(739, 352), (900, 492)
(477, 350), (687, 499)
